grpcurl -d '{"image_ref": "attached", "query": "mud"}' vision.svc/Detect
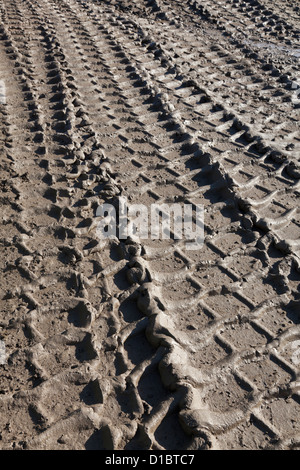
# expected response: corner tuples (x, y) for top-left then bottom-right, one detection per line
(0, 0), (299, 450)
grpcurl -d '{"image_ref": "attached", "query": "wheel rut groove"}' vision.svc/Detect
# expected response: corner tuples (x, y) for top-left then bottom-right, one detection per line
(0, 0), (299, 450)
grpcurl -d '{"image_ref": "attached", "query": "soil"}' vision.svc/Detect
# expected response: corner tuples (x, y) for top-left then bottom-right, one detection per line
(0, 0), (299, 450)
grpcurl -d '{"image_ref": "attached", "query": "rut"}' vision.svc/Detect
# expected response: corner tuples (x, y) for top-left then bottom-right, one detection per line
(0, 0), (299, 450)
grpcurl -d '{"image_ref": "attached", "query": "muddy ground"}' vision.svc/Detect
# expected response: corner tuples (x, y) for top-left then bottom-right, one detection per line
(0, 0), (299, 450)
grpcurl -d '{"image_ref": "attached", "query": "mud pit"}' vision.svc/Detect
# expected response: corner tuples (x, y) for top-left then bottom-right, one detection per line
(0, 0), (299, 451)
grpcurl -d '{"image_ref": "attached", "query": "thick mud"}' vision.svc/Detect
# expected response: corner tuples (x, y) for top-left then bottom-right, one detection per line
(0, 0), (299, 450)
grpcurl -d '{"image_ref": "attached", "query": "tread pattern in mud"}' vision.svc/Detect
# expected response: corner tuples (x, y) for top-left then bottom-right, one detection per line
(0, 0), (299, 450)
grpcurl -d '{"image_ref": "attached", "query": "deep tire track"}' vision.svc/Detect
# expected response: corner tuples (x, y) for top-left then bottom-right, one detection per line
(0, 0), (299, 450)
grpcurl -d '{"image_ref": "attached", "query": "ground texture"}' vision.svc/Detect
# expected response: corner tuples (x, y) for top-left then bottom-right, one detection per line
(0, 0), (299, 450)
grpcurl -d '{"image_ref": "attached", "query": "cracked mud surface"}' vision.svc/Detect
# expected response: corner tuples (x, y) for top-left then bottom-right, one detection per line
(0, 0), (299, 450)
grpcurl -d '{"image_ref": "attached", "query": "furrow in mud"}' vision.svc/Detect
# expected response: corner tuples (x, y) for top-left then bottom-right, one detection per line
(0, 0), (299, 451)
(0, 0), (105, 448)
(0, 0), (137, 449)
(102, 0), (300, 155)
(83, 0), (300, 260)
(174, 0), (300, 47)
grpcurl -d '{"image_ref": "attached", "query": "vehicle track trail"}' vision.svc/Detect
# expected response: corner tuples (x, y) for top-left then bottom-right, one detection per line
(0, 0), (299, 450)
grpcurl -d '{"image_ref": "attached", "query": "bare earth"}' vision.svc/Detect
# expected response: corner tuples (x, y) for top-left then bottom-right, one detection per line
(0, 0), (299, 450)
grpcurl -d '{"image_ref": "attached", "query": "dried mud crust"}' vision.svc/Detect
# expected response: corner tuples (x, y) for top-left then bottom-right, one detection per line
(0, 0), (299, 451)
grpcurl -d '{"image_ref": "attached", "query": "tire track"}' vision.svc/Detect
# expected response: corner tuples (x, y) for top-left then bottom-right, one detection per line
(44, 0), (300, 449)
(0, 0), (192, 450)
(85, 0), (300, 260)
(0, 0), (134, 449)
(0, 0), (299, 450)
(176, 0), (300, 46)
(106, 0), (299, 156)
